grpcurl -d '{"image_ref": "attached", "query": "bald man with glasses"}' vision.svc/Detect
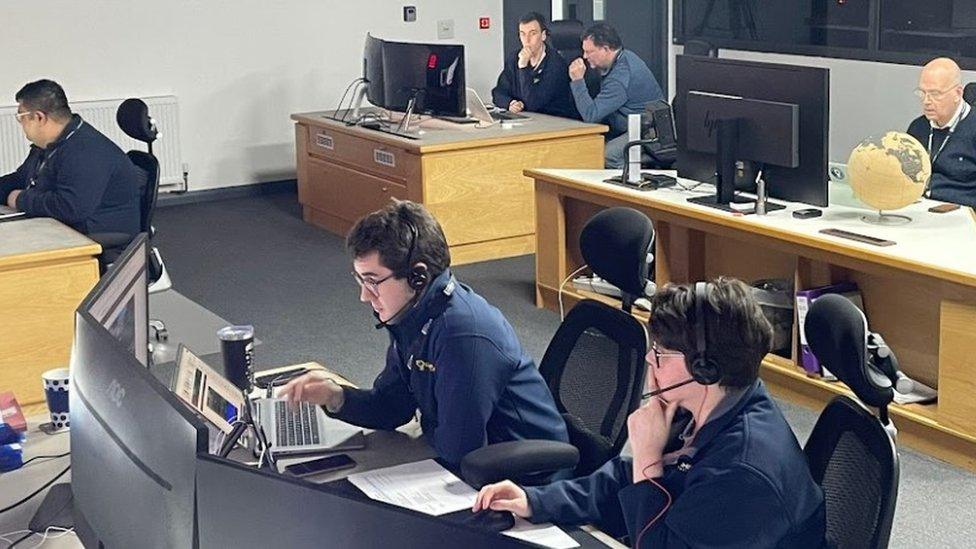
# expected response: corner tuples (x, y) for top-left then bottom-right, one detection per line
(907, 57), (976, 207)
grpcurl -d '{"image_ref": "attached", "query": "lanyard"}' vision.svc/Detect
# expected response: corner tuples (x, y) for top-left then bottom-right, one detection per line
(928, 102), (970, 164)
(29, 118), (85, 187)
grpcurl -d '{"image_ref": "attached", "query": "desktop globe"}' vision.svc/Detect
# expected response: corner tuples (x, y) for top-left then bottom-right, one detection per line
(847, 131), (931, 224)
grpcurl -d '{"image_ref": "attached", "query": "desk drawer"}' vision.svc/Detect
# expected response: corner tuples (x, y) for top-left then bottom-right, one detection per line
(305, 125), (419, 184)
(303, 158), (407, 223)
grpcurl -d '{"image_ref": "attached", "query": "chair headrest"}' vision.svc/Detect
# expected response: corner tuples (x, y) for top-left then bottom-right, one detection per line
(804, 294), (894, 408)
(116, 98), (157, 144)
(965, 83), (976, 107)
(548, 19), (584, 53)
(580, 207), (654, 298)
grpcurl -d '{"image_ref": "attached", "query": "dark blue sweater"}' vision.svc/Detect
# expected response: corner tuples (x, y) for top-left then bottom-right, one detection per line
(523, 380), (825, 548)
(570, 49), (663, 138)
(0, 114), (142, 235)
(907, 109), (976, 207)
(492, 43), (579, 120)
(328, 270), (569, 466)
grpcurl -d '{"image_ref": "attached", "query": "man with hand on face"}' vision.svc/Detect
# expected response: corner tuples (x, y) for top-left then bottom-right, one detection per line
(474, 278), (825, 549)
(907, 57), (976, 207)
(568, 23), (664, 169)
(280, 200), (568, 467)
(491, 12), (578, 119)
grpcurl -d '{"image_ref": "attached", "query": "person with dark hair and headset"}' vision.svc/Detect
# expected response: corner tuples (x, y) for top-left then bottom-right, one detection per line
(491, 12), (579, 119)
(0, 79), (141, 236)
(280, 200), (568, 466)
(474, 277), (825, 548)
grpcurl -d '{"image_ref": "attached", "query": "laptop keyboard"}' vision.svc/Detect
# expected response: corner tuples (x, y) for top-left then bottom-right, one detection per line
(274, 400), (321, 447)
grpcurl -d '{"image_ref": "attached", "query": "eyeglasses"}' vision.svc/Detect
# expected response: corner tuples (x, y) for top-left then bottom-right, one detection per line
(650, 343), (684, 369)
(14, 111), (36, 122)
(913, 86), (958, 101)
(351, 270), (395, 297)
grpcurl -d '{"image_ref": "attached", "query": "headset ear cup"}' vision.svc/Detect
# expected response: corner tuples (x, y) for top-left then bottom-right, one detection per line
(408, 265), (429, 291)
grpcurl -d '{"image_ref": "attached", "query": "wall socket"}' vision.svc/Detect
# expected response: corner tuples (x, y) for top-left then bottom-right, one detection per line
(437, 19), (454, 39)
(403, 6), (416, 22)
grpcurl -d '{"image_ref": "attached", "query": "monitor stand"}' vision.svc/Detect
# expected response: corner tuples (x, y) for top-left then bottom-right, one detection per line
(604, 173), (677, 192)
(687, 194), (785, 214)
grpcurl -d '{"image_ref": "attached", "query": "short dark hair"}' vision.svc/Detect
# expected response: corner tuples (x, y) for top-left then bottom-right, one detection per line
(582, 23), (622, 50)
(15, 80), (72, 121)
(346, 199), (451, 279)
(519, 11), (548, 32)
(648, 277), (772, 388)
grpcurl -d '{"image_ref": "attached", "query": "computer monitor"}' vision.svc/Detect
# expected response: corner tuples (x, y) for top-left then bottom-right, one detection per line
(70, 235), (208, 548)
(82, 233), (149, 366)
(363, 33), (385, 108)
(675, 55), (829, 207)
(196, 454), (533, 548)
(373, 38), (465, 117)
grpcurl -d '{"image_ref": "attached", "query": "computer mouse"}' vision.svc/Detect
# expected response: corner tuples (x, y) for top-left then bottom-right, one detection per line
(461, 509), (516, 532)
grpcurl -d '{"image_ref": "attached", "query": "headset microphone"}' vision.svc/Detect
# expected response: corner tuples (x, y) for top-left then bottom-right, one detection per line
(642, 377), (696, 400)
(373, 295), (420, 329)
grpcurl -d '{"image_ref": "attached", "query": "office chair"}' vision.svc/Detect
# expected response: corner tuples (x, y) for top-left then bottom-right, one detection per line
(461, 208), (653, 488)
(116, 98), (172, 340)
(548, 19), (601, 99)
(804, 294), (901, 549)
(964, 82), (976, 107)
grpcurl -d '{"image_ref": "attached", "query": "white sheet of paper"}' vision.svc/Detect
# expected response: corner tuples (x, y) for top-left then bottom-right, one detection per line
(503, 517), (580, 549)
(346, 459), (477, 516)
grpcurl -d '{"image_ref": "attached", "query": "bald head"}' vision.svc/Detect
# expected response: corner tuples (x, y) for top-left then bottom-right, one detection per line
(918, 57), (964, 127)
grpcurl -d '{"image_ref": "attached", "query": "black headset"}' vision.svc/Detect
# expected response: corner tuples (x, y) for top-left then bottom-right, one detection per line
(688, 282), (721, 385)
(400, 211), (429, 292)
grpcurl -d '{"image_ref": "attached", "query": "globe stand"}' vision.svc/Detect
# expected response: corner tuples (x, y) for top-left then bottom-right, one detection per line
(861, 210), (912, 225)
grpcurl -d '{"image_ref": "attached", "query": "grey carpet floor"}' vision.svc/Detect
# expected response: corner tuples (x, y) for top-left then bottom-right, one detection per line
(155, 190), (976, 548)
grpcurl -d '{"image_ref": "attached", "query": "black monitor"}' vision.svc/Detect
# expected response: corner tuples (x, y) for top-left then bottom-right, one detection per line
(370, 38), (465, 117)
(676, 55), (829, 207)
(196, 454), (532, 548)
(82, 233), (149, 366)
(363, 33), (385, 108)
(70, 235), (208, 548)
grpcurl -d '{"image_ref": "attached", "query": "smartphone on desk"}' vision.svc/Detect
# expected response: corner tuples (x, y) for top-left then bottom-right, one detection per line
(284, 454), (357, 477)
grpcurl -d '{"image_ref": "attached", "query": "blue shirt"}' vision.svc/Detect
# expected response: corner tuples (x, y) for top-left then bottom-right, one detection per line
(329, 269), (569, 465)
(570, 49), (664, 137)
(0, 114), (142, 236)
(523, 380), (825, 548)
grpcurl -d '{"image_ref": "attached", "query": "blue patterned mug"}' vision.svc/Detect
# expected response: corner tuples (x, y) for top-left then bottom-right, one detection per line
(42, 368), (70, 431)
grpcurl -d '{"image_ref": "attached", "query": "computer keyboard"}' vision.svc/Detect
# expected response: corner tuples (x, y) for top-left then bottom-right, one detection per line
(275, 400), (320, 447)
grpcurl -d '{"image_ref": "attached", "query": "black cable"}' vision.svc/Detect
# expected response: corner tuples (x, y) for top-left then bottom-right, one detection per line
(7, 531), (32, 548)
(21, 452), (70, 467)
(329, 78), (365, 122)
(339, 81), (366, 123)
(0, 465), (70, 515)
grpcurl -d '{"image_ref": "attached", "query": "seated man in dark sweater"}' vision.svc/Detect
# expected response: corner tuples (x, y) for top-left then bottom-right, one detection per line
(0, 79), (142, 236)
(281, 200), (569, 467)
(474, 278), (825, 548)
(491, 12), (578, 120)
(906, 57), (976, 207)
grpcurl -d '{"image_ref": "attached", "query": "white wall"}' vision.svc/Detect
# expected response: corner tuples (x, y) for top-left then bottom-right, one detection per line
(0, 1), (503, 191)
(665, 1), (976, 163)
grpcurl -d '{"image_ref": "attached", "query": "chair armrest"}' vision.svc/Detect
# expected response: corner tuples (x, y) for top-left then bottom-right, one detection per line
(88, 232), (132, 250)
(460, 440), (579, 489)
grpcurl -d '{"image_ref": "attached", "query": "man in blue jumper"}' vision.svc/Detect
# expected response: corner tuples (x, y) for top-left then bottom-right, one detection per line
(568, 24), (664, 169)
(281, 200), (568, 466)
(492, 12), (578, 120)
(0, 80), (141, 236)
(907, 57), (976, 208)
(475, 278), (825, 548)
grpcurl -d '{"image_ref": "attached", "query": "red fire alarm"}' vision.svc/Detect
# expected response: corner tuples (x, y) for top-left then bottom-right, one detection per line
(479, 17), (490, 29)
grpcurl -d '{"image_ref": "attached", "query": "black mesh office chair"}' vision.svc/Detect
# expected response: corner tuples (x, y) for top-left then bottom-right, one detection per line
(804, 294), (901, 549)
(964, 82), (976, 106)
(461, 208), (653, 488)
(548, 19), (601, 99)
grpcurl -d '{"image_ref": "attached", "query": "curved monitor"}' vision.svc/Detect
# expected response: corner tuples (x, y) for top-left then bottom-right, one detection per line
(362, 35), (466, 117)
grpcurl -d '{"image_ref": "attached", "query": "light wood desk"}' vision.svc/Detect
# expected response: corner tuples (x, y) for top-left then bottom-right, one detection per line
(530, 168), (976, 472)
(292, 110), (606, 265)
(0, 218), (101, 407)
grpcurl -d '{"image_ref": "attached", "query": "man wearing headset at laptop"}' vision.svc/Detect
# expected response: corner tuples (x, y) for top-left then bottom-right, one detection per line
(474, 278), (825, 548)
(281, 200), (568, 467)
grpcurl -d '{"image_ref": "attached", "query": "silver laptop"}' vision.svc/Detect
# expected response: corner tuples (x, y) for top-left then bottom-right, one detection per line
(254, 397), (365, 456)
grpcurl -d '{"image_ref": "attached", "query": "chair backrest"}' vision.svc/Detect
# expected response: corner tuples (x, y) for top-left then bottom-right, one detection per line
(965, 82), (976, 107)
(804, 395), (899, 549)
(548, 19), (584, 62)
(539, 299), (647, 476)
(128, 151), (160, 234)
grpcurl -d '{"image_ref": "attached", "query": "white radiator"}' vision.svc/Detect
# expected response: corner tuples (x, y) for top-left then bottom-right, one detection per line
(0, 95), (183, 187)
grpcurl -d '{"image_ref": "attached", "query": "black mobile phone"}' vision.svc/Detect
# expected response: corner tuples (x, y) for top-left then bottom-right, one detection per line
(284, 454), (356, 477)
(253, 368), (309, 389)
(792, 208), (823, 219)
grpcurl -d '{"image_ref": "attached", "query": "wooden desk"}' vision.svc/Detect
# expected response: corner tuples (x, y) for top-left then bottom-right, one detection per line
(530, 168), (976, 471)
(0, 218), (101, 407)
(292, 111), (606, 265)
